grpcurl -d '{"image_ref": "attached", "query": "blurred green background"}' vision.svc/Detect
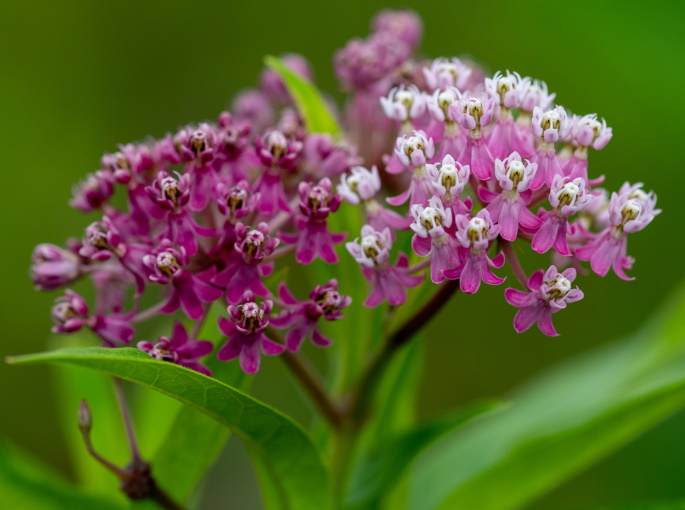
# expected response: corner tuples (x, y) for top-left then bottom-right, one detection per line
(1, 0), (684, 508)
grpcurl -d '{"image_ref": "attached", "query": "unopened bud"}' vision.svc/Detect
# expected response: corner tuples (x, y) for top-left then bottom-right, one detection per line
(78, 399), (92, 433)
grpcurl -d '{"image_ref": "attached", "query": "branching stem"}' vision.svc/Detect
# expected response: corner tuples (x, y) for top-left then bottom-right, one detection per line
(347, 279), (460, 427)
(112, 377), (141, 462)
(500, 240), (528, 288)
(270, 329), (344, 430)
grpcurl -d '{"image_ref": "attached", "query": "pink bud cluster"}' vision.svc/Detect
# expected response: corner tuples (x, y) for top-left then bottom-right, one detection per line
(31, 9), (659, 377)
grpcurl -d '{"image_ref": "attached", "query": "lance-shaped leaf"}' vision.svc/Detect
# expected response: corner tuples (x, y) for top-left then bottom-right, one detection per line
(264, 55), (340, 135)
(7, 347), (332, 510)
(405, 283), (685, 510)
(345, 399), (504, 509)
(0, 438), (124, 510)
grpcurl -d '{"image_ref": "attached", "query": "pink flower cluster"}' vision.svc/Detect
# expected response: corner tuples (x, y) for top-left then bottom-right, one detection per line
(31, 9), (659, 376)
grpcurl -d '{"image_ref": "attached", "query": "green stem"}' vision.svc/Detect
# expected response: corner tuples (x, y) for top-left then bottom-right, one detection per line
(500, 240), (529, 288)
(280, 350), (344, 430)
(347, 279), (460, 428)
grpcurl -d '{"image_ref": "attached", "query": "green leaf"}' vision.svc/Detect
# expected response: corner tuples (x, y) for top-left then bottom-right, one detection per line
(0, 438), (124, 510)
(345, 399), (503, 510)
(148, 354), (249, 505)
(264, 55), (340, 135)
(405, 283), (685, 510)
(8, 347), (332, 510)
(143, 302), (252, 506)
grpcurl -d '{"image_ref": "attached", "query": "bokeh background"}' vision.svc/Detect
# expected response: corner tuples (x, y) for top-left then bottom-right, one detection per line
(1, 0), (684, 508)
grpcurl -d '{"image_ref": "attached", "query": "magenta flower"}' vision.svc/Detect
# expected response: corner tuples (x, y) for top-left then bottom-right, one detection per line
(478, 152), (541, 241)
(451, 96), (496, 180)
(145, 171), (215, 256)
(423, 58), (472, 92)
(576, 183), (659, 280)
(138, 322), (214, 376)
(485, 71), (534, 159)
(445, 210), (505, 294)
(387, 131), (436, 207)
(143, 241), (222, 319)
(338, 166), (411, 235)
(232, 89), (274, 133)
(425, 87), (465, 159)
(212, 222), (279, 303)
(380, 85), (427, 126)
(563, 114), (612, 186)
(532, 175), (592, 256)
(217, 292), (285, 374)
(410, 197), (462, 284)
(372, 9), (423, 50)
(215, 112), (252, 164)
(175, 124), (221, 211)
(505, 266), (584, 336)
(425, 87), (461, 123)
(281, 178), (347, 264)
(347, 225), (423, 307)
(90, 262), (134, 316)
(254, 130), (303, 215)
(334, 32), (407, 91)
(70, 170), (115, 213)
(572, 114), (613, 151)
(517, 79), (555, 113)
(529, 106), (574, 189)
(78, 217), (148, 295)
(51, 290), (134, 346)
(338, 165), (382, 204)
(31, 244), (82, 291)
(215, 180), (258, 221)
(427, 154), (471, 217)
(173, 124), (217, 165)
(271, 280), (351, 352)
(303, 134), (361, 178)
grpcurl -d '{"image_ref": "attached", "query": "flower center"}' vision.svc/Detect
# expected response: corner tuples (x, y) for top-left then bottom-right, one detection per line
(347, 174), (361, 194)
(578, 117), (603, 144)
(439, 164), (458, 189)
(467, 217), (488, 243)
(361, 234), (382, 261)
(438, 90), (457, 116)
(546, 275), (571, 299)
(227, 187), (247, 216)
(316, 290), (342, 314)
(52, 302), (79, 323)
(156, 251), (180, 276)
(557, 182), (581, 208)
(240, 302), (264, 331)
(540, 111), (561, 132)
(87, 227), (110, 251)
(190, 130), (208, 156)
(308, 186), (330, 212)
(630, 188), (648, 202)
(402, 136), (424, 158)
(438, 63), (459, 84)
(267, 131), (287, 160)
(395, 89), (414, 114)
(243, 229), (266, 260)
(420, 207), (443, 231)
(621, 200), (641, 224)
(464, 97), (484, 123)
(151, 340), (177, 362)
(496, 77), (515, 102)
(507, 160), (526, 187)
(161, 176), (180, 205)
